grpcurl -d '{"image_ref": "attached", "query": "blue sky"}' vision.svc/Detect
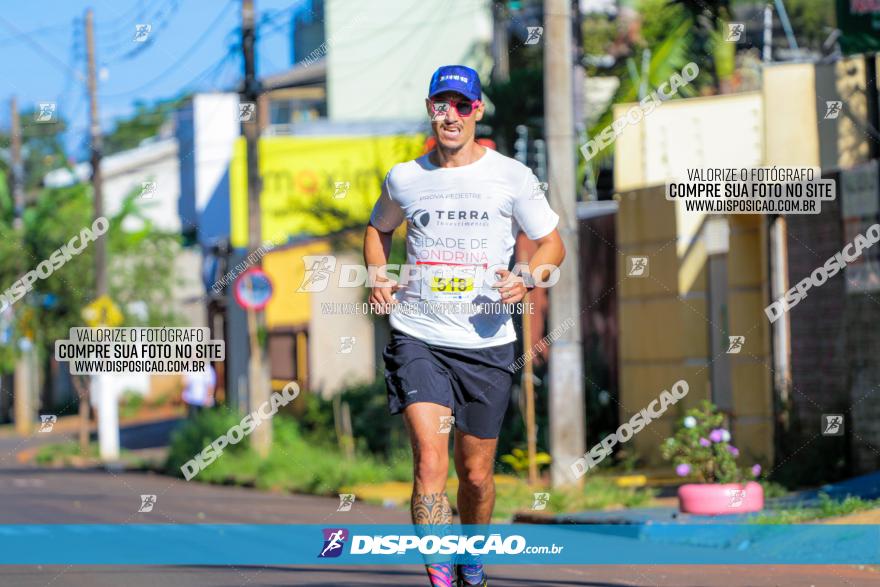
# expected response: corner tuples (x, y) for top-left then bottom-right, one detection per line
(0, 0), (311, 153)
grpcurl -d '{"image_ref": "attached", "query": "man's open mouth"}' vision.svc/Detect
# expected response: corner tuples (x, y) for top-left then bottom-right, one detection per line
(440, 126), (462, 139)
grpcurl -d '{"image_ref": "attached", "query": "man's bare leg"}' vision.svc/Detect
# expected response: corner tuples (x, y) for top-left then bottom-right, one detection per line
(454, 430), (498, 523)
(453, 430), (497, 585)
(404, 403), (454, 586)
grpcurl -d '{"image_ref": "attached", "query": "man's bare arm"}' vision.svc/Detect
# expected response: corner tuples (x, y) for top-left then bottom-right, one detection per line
(363, 223), (399, 314)
(528, 228), (566, 281)
(495, 229), (566, 303)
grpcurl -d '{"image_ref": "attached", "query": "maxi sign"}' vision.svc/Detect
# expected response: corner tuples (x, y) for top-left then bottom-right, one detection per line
(229, 135), (425, 247)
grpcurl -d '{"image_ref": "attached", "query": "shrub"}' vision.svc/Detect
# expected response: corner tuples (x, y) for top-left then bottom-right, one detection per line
(490, 476), (656, 520)
(499, 447), (552, 477)
(299, 379), (406, 458)
(660, 400), (762, 484)
(119, 391), (144, 419)
(165, 408), (252, 477)
(165, 411), (413, 494)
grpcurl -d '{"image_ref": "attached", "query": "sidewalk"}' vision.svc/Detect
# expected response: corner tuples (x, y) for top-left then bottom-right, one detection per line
(515, 469), (880, 526)
(11, 405), (184, 466)
(0, 404), (184, 438)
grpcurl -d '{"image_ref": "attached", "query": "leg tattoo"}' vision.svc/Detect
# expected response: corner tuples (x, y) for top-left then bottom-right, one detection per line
(412, 492), (453, 525)
(413, 492), (454, 586)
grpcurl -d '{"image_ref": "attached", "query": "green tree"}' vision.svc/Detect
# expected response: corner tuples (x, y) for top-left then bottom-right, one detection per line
(482, 67), (544, 155)
(0, 108), (70, 194)
(0, 181), (183, 375)
(781, 0), (837, 50)
(103, 98), (184, 156)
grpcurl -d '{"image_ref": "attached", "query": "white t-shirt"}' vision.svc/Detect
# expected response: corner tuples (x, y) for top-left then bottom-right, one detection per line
(182, 365), (216, 407)
(369, 147), (559, 348)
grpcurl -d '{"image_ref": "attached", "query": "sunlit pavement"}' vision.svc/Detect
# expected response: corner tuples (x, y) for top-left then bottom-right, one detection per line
(0, 459), (876, 586)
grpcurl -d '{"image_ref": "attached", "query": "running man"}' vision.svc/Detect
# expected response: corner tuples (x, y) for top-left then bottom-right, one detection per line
(364, 65), (565, 587)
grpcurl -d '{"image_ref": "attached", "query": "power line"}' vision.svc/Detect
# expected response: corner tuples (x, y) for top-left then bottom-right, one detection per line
(93, 0), (155, 31)
(179, 45), (240, 95)
(0, 14), (84, 83)
(57, 18), (85, 110)
(94, 0), (175, 43)
(101, 0), (235, 99)
(99, 0), (183, 62)
(0, 21), (71, 47)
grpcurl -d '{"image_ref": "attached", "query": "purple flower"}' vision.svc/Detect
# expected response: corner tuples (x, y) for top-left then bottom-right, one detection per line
(675, 463), (691, 477)
(726, 445), (740, 457)
(709, 429), (724, 443)
(751, 464), (762, 478)
(699, 437), (711, 447)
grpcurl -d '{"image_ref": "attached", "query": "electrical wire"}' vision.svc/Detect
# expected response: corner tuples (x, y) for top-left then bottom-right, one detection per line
(0, 21), (71, 48)
(100, 0), (235, 99)
(55, 16), (84, 124)
(0, 14), (84, 82)
(99, 0), (182, 63)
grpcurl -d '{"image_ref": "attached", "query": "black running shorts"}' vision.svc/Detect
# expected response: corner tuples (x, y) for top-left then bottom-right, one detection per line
(383, 329), (516, 439)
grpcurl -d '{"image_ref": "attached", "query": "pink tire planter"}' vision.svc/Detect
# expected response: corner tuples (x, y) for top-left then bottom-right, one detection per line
(678, 481), (764, 515)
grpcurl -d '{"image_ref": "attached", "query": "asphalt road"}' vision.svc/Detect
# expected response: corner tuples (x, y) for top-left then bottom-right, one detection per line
(0, 437), (877, 586)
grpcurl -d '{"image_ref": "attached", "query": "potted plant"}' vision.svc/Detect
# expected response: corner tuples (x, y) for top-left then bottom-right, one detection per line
(661, 400), (764, 515)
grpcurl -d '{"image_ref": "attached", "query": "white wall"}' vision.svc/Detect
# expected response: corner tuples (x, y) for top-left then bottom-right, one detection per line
(108, 140), (181, 233)
(44, 139), (180, 233)
(325, 0), (492, 122)
(176, 93), (240, 246)
(308, 251), (377, 398)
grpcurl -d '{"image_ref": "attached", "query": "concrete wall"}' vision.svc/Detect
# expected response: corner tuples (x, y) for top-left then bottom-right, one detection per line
(614, 92), (763, 192)
(613, 92), (773, 469)
(309, 251), (378, 398)
(763, 56), (873, 174)
(262, 241), (377, 398)
(616, 186), (708, 466)
(612, 58), (880, 476)
(762, 58), (879, 479)
(762, 62), (820, 168)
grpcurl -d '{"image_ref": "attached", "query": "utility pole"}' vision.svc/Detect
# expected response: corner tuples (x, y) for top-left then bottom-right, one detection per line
(241, 0), (271, 456)
(10, 96), (34, 437)
(491, 1), (509, 83)
(10, 97), (23, 232)
(544, 0), (585, 488)
(86, 8), (118, 461)
(86, 11), (105, 298)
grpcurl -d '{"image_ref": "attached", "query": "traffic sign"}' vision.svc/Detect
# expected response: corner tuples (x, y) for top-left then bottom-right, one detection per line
(81, 295), (124, 327)
(233, 268), (273, 311)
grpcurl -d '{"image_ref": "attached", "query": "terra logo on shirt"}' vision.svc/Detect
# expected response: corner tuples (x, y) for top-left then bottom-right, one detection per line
(433, 210), (489, 221)
(411, 209), (431, 228)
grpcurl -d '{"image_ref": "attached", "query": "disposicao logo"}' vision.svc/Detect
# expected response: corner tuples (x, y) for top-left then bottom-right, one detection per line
(318, 528), (349, 558)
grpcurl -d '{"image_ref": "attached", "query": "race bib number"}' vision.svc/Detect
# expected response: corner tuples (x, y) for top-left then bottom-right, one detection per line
(419, 264), (480, 302)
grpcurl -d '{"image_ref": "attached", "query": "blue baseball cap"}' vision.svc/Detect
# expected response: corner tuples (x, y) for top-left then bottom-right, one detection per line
(428, 65), (482, 102)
